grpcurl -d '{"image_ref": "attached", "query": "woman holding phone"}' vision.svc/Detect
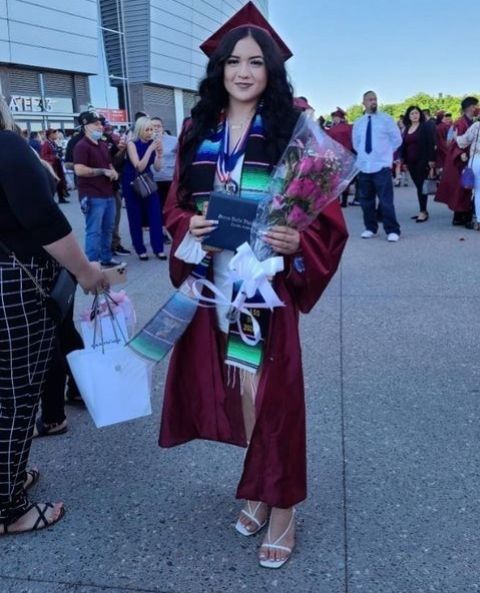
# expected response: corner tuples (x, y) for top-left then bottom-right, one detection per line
(122, 117), (167, 260)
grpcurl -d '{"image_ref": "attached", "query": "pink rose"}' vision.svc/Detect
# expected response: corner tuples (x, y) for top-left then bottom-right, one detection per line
(300, 178), (317, 197)
(297, 157), (314, 176)
(312, 156), (327, 175)
(285, 178), (305, 198)
(313, 192), (329, 211)
(287, 204), (312, 229)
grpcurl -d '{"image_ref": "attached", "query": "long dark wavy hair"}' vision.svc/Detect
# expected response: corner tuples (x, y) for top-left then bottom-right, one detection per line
(178, 26), (299, 207)
(403, 105), (426, 129)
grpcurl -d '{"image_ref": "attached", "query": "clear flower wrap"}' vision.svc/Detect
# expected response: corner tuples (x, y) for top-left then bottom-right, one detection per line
(251, 113), (358, 260)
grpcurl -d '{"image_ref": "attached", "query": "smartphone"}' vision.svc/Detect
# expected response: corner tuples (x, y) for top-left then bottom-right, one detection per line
(102, 263), (128, 285)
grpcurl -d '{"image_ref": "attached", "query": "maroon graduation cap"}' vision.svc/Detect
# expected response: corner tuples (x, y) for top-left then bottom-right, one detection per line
(200, 1), (293, 61)
(331, 107), (347, 118)
(294, 97), (314, 111)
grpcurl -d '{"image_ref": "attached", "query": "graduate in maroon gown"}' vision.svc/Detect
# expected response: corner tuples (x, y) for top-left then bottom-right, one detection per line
(435, 110), (450, 170)
(435, 97), (478, 226)
(327, 108), (355, 207)
(159, 1), (348, 569)
(40, 129), (69, 203)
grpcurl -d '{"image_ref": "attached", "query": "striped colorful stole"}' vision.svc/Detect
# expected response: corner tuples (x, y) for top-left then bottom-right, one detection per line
(190, 114), (273, 372)
(128, 115), (274, 369)
(190, 113), (272, 211)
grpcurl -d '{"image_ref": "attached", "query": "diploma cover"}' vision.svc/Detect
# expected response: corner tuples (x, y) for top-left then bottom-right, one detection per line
(203, 191), (259, 252)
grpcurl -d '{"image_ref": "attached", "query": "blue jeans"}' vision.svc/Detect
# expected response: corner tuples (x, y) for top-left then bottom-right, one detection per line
(357, 168), (401, 235)
(81, 196), (116, 263)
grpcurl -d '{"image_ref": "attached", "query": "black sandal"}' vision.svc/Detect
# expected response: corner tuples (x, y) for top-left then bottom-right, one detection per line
(1, 502), (65, 536)
(33, 418), (68, 438)
(24, 468), (40, 491)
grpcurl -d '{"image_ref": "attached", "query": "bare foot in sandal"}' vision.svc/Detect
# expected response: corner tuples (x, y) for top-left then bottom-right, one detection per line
(0, 502), (65, 536)
(33, 418), (67, 438)
(259, 507), (296, 568)
(235, 501), (269, 536)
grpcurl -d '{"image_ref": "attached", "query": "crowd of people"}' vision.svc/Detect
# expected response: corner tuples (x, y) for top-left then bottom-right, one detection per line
(1, 0), (479, 574)
(21, 111), (178, 264)
(322, 94), (480, 238)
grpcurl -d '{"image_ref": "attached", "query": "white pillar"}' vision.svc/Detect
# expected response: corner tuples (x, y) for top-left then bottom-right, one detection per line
(173, 88), (184, 136)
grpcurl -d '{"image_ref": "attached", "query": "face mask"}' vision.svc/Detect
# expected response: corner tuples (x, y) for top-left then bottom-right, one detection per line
(90, 130), (103, 141)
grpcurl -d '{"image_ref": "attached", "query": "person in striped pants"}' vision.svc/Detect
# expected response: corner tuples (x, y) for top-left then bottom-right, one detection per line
(0, 98), (107, 535)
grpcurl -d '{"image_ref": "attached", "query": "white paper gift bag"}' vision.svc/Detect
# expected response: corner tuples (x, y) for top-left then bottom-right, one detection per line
(67, 347), (152, 428)
(80, 307), (129, 351)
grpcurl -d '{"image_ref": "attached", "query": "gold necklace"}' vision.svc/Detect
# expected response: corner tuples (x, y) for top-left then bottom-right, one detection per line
(227, 111), (255, 130)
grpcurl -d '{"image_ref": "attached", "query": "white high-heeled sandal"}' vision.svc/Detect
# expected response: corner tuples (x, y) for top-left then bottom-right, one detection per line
(258, 508), (296, 569)
(235, 501), (268, 536)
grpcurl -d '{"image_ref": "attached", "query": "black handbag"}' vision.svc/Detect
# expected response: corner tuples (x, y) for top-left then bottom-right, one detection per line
(0, 240), (76, 324)
(131, 172), (157, 198)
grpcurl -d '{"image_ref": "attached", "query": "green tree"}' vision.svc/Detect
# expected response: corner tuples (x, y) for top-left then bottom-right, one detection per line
(341, 92), (480, 122)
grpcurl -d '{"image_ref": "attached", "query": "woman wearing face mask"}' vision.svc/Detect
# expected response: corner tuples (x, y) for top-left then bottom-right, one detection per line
(158, 3), (348, 569)
(400, 105), (436, 222)
(122, 117), (166, 260)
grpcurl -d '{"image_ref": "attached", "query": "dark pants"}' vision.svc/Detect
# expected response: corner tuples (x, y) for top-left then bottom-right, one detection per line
(0, 258), (57, 524)
(408, 161), (428, 212)
(111, 190), (123, 251)
(40, 302), (83, 425)
(156, 181), (172, 210)
(357, 168), (401, 235)
(53, 161), (68, 199)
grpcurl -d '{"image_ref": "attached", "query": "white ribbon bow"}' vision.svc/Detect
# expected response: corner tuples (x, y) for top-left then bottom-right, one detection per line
(191, 242), (285, 347)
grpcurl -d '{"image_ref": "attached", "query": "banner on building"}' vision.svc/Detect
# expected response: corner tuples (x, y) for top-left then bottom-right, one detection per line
(97, 108), (128, 123)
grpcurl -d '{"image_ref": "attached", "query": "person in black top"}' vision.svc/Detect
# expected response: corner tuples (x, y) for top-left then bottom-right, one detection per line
(401, 105), (436, 222)
(0, 97), (107, 536)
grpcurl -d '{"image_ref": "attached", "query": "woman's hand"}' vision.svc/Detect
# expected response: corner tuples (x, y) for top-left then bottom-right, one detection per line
(263, 225), (300, 255)
(77, 262), (109, 294)
(154, 138), (163, 155)
(189, 214), (218, 241)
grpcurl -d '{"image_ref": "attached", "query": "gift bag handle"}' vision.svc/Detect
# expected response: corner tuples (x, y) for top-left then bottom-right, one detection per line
(90, 292), (127, 353)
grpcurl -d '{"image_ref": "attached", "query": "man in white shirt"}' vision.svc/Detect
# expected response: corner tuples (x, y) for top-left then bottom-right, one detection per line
(352, 91), (402, 242)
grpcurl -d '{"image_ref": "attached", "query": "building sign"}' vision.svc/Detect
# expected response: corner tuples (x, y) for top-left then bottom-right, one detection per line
(97, 108), (128, 123)
(8, 96), (74, 114)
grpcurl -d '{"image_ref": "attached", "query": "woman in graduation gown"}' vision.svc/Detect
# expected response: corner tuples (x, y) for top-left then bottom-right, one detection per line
(159, 2), (348, 568)
(435, 97), (478, 226)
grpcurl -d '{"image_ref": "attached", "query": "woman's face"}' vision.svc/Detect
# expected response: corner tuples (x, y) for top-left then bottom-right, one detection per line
(142, 124), (154, 141)
(409, 109), (421, 124)
(223, 35), (267, 105)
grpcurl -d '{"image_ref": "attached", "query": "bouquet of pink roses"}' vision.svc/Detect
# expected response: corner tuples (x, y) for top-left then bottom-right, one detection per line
(251, 113), (358, 260)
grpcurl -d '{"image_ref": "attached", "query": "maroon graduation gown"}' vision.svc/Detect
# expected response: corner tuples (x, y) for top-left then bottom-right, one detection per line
(327, 122), (354, 153)
(159, 147), (348, 508)
(435, 121), (451, 169)
(435, 116), (472, 212)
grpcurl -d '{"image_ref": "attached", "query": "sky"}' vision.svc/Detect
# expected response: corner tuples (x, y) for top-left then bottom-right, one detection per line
(269, 0), (480, 115)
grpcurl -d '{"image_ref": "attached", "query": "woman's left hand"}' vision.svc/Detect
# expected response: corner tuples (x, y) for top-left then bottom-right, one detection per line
(263, 225), (300, 255)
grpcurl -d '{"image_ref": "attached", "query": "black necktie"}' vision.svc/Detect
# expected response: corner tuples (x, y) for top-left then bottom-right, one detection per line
(365, 115), (372, 154)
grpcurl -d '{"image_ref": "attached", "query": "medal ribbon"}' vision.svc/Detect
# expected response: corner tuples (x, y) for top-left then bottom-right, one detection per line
(216, 121), (251, 191)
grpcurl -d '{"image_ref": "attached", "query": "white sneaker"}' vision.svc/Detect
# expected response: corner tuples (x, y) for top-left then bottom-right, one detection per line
(361, 230), (376, 239)
(387, 233), (400, 242)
